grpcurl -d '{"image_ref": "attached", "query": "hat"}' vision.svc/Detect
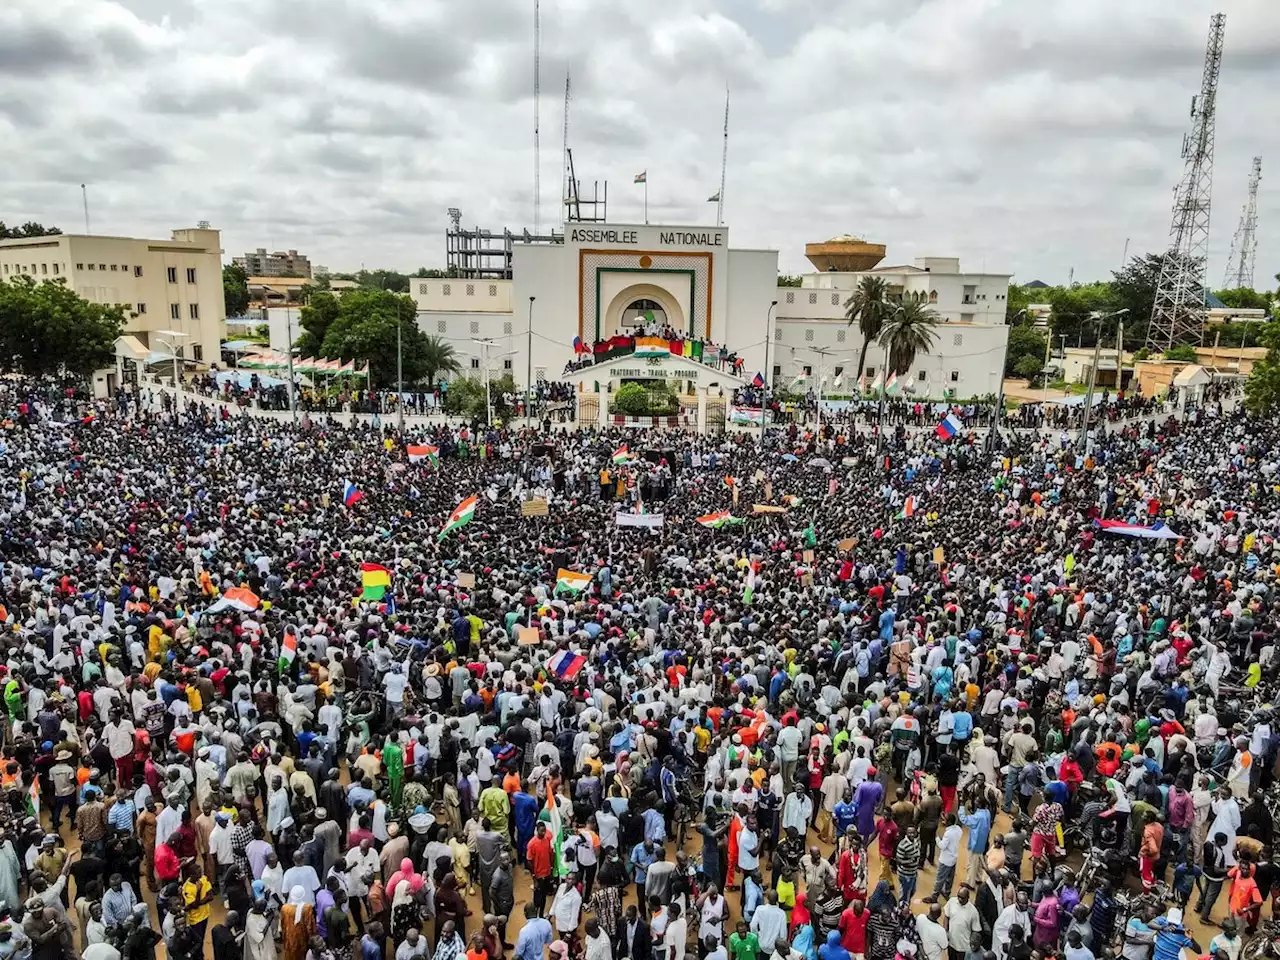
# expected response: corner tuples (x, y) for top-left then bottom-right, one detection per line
(314, 808), (327, 820)
(55, 750), (72, 762)
(425, 663), (442, 677)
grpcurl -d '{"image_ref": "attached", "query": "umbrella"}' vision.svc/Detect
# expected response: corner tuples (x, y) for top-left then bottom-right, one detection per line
(808, 457), (833, 472)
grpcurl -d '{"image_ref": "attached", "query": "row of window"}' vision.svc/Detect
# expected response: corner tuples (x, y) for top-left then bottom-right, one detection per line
(423, 283), (501, 297)
(2, 262), (62, 276)
(434, 320), (516, 335)
(467, 358), (514, 371)
(780, 364), (963, 384)
(784, 292), (844, 306)
(124, 303), (199, 320)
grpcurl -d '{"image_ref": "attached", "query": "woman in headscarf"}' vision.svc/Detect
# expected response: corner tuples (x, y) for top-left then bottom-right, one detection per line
(390, 864), (425, 944)
(245, 898), (278, 960)
(282, 886), (317, 960)
(790, 892), (812, 936)
(387, 858), (423, 901)
(436, 873), (472, 945)
(792, 906), (818, 960)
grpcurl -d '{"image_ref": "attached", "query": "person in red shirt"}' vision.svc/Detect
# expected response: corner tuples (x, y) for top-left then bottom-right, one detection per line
(154, 839), (182, 885)
(526, 821), (555, 915)
(839, 898), (869, 955)
(666, 660), (688, 690)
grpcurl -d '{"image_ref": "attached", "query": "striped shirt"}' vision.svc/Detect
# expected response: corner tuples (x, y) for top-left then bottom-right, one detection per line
(107, 798), (136, 833)
(894, 835), (921, 878)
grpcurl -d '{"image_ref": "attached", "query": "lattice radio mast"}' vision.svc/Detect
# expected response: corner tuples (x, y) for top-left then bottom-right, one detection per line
(533, 0), (541, 235)
(1145, 13), (1226, 351)
(1223, 156), (1262, 289)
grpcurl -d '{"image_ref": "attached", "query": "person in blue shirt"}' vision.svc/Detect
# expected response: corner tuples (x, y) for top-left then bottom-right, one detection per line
(834, 791), (858, 837)
(818, 929), (851, 960)
(957, 804), (991, 887)
(513, 904), (554, 960)
(878, 608), (896, 642)
(630, 839), (658, 904)
(951, 708), (973, 746)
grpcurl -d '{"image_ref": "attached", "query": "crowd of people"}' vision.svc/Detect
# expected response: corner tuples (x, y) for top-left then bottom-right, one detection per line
(0, 374), (1270, 960)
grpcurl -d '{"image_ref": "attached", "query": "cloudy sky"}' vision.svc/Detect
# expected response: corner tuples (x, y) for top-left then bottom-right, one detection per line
(3, 0), (1278, 285)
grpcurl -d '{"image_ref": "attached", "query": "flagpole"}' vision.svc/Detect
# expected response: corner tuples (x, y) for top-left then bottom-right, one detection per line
(644, 179), (648, 225)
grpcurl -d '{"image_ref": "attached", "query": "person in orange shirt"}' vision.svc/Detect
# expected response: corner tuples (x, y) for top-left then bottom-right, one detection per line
(1228, 861), (1263, 932)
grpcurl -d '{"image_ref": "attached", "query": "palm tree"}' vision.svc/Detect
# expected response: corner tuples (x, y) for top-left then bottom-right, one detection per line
(844, 276), (890, 389)
(420, 335), (461, 387)
(878, 294), (940, 376)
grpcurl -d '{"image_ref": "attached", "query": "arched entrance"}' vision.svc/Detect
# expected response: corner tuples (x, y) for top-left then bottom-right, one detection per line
(601, 283), (685, 341)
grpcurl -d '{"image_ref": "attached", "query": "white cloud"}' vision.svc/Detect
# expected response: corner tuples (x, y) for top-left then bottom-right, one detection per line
(1, 0), (1276, 287)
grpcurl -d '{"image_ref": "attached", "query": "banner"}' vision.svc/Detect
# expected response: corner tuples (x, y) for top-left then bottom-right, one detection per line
(521, 498), (550, 517)
(727, 406), (765, 426)
(615, 513), (665, 529)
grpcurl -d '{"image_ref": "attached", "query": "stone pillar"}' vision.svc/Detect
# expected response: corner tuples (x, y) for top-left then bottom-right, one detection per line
(598, 384), (609, 429)
(697, 387), (708, 433)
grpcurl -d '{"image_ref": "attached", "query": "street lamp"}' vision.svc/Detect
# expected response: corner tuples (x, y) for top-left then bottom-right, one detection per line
(396, 300), (405, 431)
(472, 338), (518, 426)
(526, 297), (536, 422)
(153, 329), (189, 421)
(759, 300), (777, 447)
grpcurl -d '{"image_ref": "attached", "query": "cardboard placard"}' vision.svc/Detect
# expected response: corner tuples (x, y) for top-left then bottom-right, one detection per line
(518, 626), (541, 646)
(753, 504), (787, 514)
(933, 546), (945, 564)
(754, 469), (765, 483)
(521, 498), (550, 517)
(764, 481), (772, 501)
(456, 572), (476, 589)
(838, 538), (856, 553)
(802, 550), (814, 563)
(732, 485), (740, 506)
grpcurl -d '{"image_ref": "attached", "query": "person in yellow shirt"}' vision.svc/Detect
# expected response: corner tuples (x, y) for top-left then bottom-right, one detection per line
(181, 861), (214, 941)
(599, 468), (611, 500)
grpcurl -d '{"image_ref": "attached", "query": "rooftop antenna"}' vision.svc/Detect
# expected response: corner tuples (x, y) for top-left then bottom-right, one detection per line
(716, 85), (729, 228)
(80, 183), (91, 234)
(1147, 12), (1226, 350)
(562, 73), (571, 216)
(1223, 155), (1262, 288)
(533, 0), (541, 235)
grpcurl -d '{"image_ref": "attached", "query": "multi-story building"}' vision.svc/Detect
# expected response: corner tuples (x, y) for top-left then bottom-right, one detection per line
(0, 225), (226, 391)
(233, 247), (312, 278)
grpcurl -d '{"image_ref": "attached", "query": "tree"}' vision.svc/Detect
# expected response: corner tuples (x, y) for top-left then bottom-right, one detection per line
(0, 276), (124, 377)
(879, 295), (940, 375)
(845, 276), (891, 383)
(1006, 283), (1037, 325)
(1245, 319), (1280, 414)
(0, 221), (62, 239)
(223, 264), (250, 318)
(296, 291), (341, 356)
(777, 274), (803, 288)
(1163, 345), (1198, 362)
(1215, 287), (1273, 311)
(411, 267), (460, 278)
(318, 288), (428, 384)
(420, 336), (461, 387)
(441, 374), (519, 419)
(1047, 282), (1116, 348)
(1004, 324), (1047, 377)
(354, 269), (410, 293)
(1108, 253), (1168, 346)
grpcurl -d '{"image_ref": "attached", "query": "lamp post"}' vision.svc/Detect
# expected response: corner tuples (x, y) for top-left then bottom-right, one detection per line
(808, 345), (835, 436)
(396, 300), (405, 431)
(1079, 308), (1128, 451)
(759, 300), (777, 447)
(153, 329), (189, 422)
(472, 338), (519, 426)
(527, 296), (536, 422)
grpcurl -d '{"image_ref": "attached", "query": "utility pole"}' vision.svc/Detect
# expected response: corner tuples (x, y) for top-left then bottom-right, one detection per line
(1115, 316), (1125, 395)
(527, 296), (536, 422)
(396, 301), (404, 431)
(808, 345), (835, 435)
(760, 300), (777, 447)
(285, 309), (297, 424)
(80, 184), (91, 234)
(1079, 309), (1127, 450)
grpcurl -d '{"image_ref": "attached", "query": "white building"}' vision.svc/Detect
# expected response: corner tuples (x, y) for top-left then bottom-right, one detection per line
(402, 224), (1011, 414)
(0, 225), (226, 392)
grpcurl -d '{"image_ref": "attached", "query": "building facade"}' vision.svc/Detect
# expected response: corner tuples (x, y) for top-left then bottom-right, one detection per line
(404, 222), (1011, 402)
(0, 226), (226, 375)
(233, 248), (312, 278)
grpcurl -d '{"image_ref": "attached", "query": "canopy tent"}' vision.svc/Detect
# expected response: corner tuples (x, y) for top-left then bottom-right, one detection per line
(1094, 519), (1182, 540)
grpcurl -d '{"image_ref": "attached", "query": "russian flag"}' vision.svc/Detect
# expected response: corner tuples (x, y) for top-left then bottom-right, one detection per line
(342, 480), (364, 507)
(548, 649), (588, 681)
(935, 412), (963, 440)
(572, 336), (587, 355)
(752, 371), (765, 388)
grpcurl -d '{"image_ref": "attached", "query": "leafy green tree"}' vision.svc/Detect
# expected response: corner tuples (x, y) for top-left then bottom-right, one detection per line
(777, 275), (803, 288)
(354, 269), (410, 293)
(845, 276), (891, 382)
(318, 288), (427, 384)
(1245, 320), (1280, 414)
(441, 374), (519, 419)
(411, 267), (460, 278)
(879, 295), (940, 375)
(1214, 321), (1260, 348)
(1006, 284), (1037, 324)
(0, 221), (62, 239)
(0, 276), (124, 376)
(223, 263), (250, 317)
(420, 336), (461, 387)
(296, 291), (341, 356)
(1163, 345), (1198, 362)
(1048, 282), (1116, 348)
(1004, 324), (1047, 377)
(1108, 253), (1168, 346)
(1215, 287), (1273, 311)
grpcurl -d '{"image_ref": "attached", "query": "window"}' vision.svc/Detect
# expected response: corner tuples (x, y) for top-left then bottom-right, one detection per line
(419, 283), (428, 294)
(466, 284), (475, 296)
(960, 314), (974, 324)
(503, 322), (513, 335)
(834, 366), (844, 378)
(917, 370), (927, 381)
(489, 285), (498, 297)
(535, 367), (546, 381)
(40, 263), (47, 275)
(136, 302), (147, 314)
(802, 365), (812, 377)
(470, 357), (480, 369)
(865, 366), (876, 378)
(774, 328), (782, 341)
(186, 268), (196, 284)
(120, 264), (127, 272)
(192, 345), (203, 362)
(1, 265), (7, 274)
(110, 264), (117, 272)
(831, 293), (840, 306)
(76, 263), (84, 271)
(470, 321), (480, 334)
(953, 334), (963, 346)
(189, 303), (200, 319)
(785, 292), (795, 304)
(88, 263), (96, 271)
(99, 264), (106, 271)
(808, 293), (817, 305)
(167, 267), (177, 283)
(929, 290), (938, 302)
(804, 328), (814, 342)
(503, 358), (512, 370)
(836, 329), (846, 343)
(170, 303), (180, 319)
(949, 370), (960, 383)
(772, 364), (781, 379)
(437, 320), (447, 333)
(51, 263), (58, 274)
(442, 284), (451, 296)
